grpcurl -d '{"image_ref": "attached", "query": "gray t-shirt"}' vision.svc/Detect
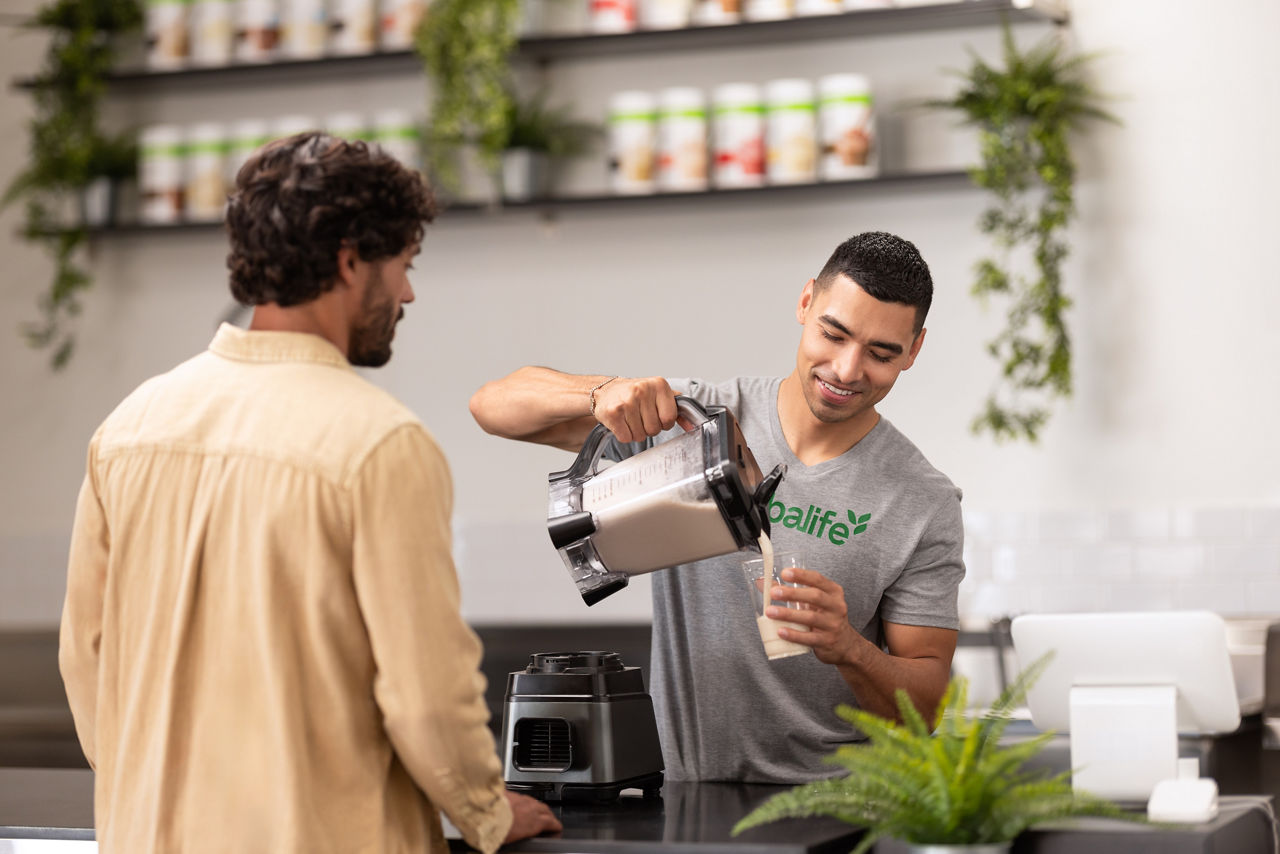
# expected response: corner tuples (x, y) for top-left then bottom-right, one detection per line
(647, 376), (965, 783)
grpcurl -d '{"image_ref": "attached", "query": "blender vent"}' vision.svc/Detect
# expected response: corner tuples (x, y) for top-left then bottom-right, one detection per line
(513, 718), (573, 771)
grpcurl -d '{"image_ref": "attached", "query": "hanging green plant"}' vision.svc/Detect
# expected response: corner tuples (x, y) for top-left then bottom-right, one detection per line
(414, 0), (521, 195)
(5, 0), (142, 369)
(731, 654), (1145, 853)
(928, 22), (1116, 442)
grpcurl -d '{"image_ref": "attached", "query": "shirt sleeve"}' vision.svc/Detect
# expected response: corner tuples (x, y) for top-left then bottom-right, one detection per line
(349, 423), (512, 854)
(59, 440), (109, 770)
(878, 493), (966, 631)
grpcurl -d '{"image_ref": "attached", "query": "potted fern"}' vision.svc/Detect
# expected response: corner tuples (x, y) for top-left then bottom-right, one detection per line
(732, 654), (1141, 853)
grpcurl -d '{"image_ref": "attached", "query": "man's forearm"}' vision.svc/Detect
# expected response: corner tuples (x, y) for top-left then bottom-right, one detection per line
(833, 633), (951, 724)
(469, 366), (609, 450)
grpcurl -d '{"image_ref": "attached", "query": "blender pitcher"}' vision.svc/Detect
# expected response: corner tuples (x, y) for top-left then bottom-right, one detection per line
(547, 396), (785, 605)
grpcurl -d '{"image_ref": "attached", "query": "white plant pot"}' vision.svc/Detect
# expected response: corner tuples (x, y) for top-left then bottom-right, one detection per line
(501, 148), (550, 202)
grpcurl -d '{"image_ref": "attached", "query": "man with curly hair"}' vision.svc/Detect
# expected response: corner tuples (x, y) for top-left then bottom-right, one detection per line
(59, 133), (560, 853)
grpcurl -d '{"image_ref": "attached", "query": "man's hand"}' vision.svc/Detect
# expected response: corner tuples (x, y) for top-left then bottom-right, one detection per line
(765, 567), (860, 666)
(503, 791), (562, 843)
(592, 377), (682, 444)
(765, 566), (957, 724)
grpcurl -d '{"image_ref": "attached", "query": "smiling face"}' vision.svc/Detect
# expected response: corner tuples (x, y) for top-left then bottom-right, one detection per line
(347, 243), (418, 368)
(792, 273), (925, 435)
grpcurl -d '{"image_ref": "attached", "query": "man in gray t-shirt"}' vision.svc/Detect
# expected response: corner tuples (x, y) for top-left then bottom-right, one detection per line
(470, 231), (964, 783)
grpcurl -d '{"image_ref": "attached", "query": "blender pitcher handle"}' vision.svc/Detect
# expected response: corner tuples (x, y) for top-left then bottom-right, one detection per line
(571, 394), (711, 478)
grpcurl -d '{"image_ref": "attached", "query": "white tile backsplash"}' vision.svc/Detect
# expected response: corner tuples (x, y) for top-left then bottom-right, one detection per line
(960, 506), (1280, 622)
(1209, 543), (1280, 578)
(1105, 508), (1172, 541)
(1172, 508), (1252, 541)
(1132, 543), (1208, 580)
(1036, 510), (1107, 543)
(1173, 582), (1249, 615)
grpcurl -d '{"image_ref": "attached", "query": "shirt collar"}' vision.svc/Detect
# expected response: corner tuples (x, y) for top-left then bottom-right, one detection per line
(208, 323), (354, 372)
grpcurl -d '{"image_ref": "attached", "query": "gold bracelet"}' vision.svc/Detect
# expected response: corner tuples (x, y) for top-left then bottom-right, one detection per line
(588, 376), (619, 416)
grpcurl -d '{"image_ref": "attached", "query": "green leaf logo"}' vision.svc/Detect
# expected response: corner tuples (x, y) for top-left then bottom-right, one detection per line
(847, 510), (872, 536)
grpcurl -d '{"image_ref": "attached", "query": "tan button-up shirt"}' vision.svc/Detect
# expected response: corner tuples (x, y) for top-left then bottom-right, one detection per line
(60, 324), (512, 853)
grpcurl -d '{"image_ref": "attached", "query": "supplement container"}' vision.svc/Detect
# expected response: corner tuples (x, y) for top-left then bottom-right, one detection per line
(271, 115), (318, 146)
(794, 0), (841, 13)
(819, 72), (876, 180)
(185, 122), (229, 222)
(325, 111), (371, 142)
(657, 87), (708, 193)
(330, 0), (377, 54)
(226, 118), (271, 187)
(380, 0), (428, 49)
(711, 82), (765, 189)
(691, 0), (739, 24)
(372, 109), (423, 171)
(639, 0), (693, 29)
(743, 0), (791, 21)
(139, 125), (185, 224)
(765, 77), (817, 185)
(147, 0), (191, 69)
(279, 0), (326, 58)
(608, 90), (657, 195)
(590, 0), (637, 33)
(234, 0), (279, 61)
(190, 0), (234, 65)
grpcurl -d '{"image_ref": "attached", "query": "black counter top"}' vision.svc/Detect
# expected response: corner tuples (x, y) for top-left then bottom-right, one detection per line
(3, 768), (1275, 854)
(486, 783), (862, 853)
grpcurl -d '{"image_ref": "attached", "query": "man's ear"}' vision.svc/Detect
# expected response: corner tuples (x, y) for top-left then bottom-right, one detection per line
(796, 278), (816, 324)
(334, 244), (360, 290)
(903, 327), (927, 370)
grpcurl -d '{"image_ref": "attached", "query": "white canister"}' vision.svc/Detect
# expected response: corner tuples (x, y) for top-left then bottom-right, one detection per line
(794, 0), (841, 14)
(691, 0), (739, 24)
(372, 110), (423, 171)
(819, 73), (876, 180)
(590, 0), (637, 33)
(279, 0), (326, 58)
(146, 0), (191, 69)
(226, 118), (272, 188)
(639, 0), (692, 29)
(190, 0), (234, 65)
(743, 0), (790, 21)
(380, 0), (429, 49)
(843, 0), (891, 8)
(330, 0), (377, 54)
(608, 90), (657, 195)
(326, 111), (371, 142)
(185, 122), (229, 222)
(139, 125), (185, 224)
(234, 0), (279, 62)
(765, 78), (817, 185)
(711, 82), (765, 189)
(272, 114), (318, 141)
(657, 87), (708, 193)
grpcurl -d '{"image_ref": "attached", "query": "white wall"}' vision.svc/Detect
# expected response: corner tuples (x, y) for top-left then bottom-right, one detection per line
(3, 0), (1279, 629)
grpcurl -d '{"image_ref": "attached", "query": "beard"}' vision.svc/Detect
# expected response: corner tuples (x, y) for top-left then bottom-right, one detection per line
(348, 276), (401, 368)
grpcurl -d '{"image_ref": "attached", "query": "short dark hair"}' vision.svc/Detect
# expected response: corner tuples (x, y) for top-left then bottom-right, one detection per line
(815, 231), (933, 334)
(226, 132), (437, 307)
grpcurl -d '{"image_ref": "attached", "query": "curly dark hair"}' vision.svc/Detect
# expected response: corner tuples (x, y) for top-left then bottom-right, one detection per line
(815, 231), (933, 334)
(226, 132), (437, 306)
